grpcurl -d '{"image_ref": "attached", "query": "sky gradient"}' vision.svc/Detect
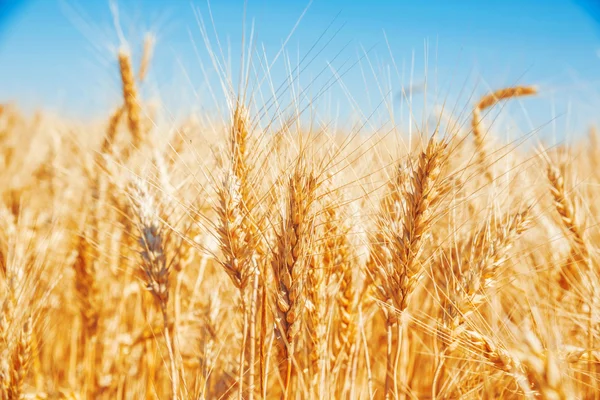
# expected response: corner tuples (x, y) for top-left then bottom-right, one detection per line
(0, 0), (599, 140)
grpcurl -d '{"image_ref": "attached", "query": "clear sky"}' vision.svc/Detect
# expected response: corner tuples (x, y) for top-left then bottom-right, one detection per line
(0, 0), (600, 139)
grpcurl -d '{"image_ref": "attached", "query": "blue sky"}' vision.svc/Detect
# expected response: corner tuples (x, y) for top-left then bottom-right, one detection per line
(0, 0), (600, 139)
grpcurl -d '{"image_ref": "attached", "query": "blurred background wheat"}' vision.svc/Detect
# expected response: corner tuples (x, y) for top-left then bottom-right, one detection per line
(1, 1), (600, 399)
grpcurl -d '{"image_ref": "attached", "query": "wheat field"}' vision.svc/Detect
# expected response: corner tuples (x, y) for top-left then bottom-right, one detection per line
(0, 18), (599, 400)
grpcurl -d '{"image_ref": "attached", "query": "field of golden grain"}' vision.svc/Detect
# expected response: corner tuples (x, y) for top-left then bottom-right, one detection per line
(0, 30), (599, 400)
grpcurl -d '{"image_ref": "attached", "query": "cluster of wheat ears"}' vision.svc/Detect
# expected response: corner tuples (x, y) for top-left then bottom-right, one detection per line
(0, 30), (599, 400)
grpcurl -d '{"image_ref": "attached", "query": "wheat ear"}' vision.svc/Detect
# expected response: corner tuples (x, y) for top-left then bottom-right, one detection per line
(367, 137), (450, 399)
(129, 178), (178, 400)
(138, 33), (155, 83)
(7, 316), (32, 400)
(118, 50), (142, 159)
(546, 159), (589, 292)
(271, 162), (318, 397)
(72, 228), (100, 398)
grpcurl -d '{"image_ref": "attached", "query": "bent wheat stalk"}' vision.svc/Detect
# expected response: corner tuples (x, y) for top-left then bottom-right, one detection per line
(472, 86), (537, 182)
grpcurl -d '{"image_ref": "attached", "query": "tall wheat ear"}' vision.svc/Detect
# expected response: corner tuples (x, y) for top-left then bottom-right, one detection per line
(128, 177), (178, 400)
(366, 134), (451, 400)
(270, 155), (319, 398)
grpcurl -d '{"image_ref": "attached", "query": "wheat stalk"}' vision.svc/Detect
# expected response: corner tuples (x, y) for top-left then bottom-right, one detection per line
(472, 86), (537, 182)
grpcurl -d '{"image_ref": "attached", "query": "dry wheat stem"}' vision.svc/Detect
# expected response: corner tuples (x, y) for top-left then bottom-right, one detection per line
(472, 86), (537, 183)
